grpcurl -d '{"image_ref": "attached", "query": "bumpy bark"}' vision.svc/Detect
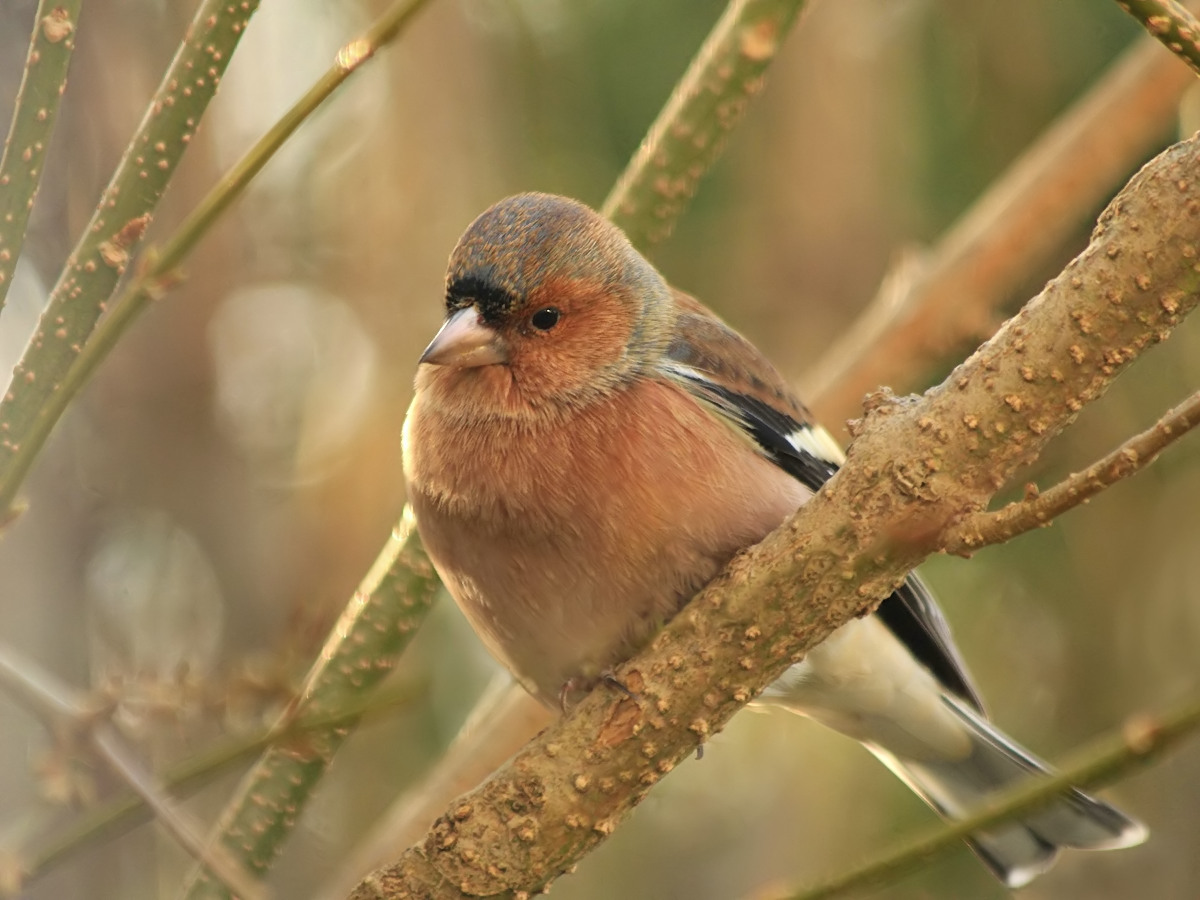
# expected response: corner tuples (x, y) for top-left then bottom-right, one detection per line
(352, 134), (1200, 900)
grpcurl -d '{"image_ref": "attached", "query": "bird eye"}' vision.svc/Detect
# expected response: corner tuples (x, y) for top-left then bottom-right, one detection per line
(530, 307), (560, 331)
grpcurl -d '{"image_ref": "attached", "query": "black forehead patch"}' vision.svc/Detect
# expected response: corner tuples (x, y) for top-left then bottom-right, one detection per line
(445, 274), (519, 324)
(444, 194), (610, 325)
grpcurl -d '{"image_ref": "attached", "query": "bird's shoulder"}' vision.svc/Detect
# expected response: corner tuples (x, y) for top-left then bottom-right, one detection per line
(659, 288), (984, 711)
(665, 290), (813, 425)
(660, 289), (843, 489)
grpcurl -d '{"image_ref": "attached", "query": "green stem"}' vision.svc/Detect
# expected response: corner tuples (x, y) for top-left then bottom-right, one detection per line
(180, 509), (441, 899)
(1117, 0), (1200, 75)
(0, 0), (261, 517)
(785, 700), (1200, 900)
(23, 682), (423, 889)
(0, 0), (432, 520)
(0, 0), (83, 311)
(601, 0), (808, 247)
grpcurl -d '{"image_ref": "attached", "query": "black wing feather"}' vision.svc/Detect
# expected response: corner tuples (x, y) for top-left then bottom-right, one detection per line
(877, 575), (984, 711)
(692, 380), (840, 490)
(674, 369), (985, 711)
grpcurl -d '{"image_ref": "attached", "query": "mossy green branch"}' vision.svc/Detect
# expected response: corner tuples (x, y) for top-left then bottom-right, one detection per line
(0, 0), (260, 517)
(0, 0), (83, 311)
(601, 0), (808, 247)
(0, 0), (432, 521)
(180, 508), (441, 900)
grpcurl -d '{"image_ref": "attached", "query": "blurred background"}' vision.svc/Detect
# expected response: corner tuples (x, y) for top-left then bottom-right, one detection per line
(1, 0), (1198, 897)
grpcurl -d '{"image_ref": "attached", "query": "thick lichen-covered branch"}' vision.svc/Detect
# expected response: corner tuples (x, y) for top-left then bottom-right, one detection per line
(348, 131), (1200, 900)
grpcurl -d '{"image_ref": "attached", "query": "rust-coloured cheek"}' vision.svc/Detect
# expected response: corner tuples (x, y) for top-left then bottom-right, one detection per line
(526, 279), (633, 373)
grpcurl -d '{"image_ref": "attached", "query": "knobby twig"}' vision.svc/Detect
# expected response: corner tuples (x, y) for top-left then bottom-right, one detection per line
(348, 133), (1200, 900)
(947, 388), (1200, 553)
(11, 1), (434, 877)
(601, 0), (809, 248)
(0, 0), (83, 310)
(1118, 0), (1200, 76)
(805, 25), (1198, 425)
(7, 1), (434, 877)
(0, 0), (261, 517)
(180, 508), (441, 899)
(782, 698), (1200, 900)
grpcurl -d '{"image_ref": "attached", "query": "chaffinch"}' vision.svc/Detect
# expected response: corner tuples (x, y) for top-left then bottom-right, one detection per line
(401, 193), (1146, 886)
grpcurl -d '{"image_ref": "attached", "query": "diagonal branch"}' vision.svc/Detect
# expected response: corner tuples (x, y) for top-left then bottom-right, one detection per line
(0, 0), (433, 523)
(782, 697), (1200, 900)
(601, 0), (809, 248)
(0, 642), (261, 898)
(0, 0), (261, 519)
(348, 125), (1200, 900)
(805, 24), (1197, 425)
(1118, 0), (1200, 75)
(89, 726), (266, 900)
(946, 387), (1200, 554)
(179, 507), (441, 900)
(21, 682), (423, 890)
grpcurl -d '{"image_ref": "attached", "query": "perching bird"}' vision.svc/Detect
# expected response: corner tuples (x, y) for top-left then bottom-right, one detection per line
(401, 192), (1146, 887)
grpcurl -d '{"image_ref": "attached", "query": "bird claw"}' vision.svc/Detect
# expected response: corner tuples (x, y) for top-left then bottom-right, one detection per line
(557, 670), (640, 712)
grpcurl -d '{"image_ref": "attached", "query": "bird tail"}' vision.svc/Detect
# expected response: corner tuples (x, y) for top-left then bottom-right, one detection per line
(869, 694), (1147, 888)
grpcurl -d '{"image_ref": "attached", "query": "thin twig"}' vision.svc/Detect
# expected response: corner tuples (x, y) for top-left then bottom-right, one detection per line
(0, 0), (83, 311)
(946, 388), (1200, 554)
(180, 507), (440, 900)
(21, 681), (423, 890)
(0, 0), (261, 519)
(90, 726), (266, 900)
(804, 28), (1197, 426)
(1118, 0), (1200, 76)
(601, 0), (809, 248)
(0, 0), (433, 523)
(780, 699), (1200, 900)
(0, 641), (263, 898)
(0, 641), (98, 729)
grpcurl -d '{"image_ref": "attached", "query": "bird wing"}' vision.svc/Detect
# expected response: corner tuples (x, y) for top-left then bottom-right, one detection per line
(662, 291), (984, 711)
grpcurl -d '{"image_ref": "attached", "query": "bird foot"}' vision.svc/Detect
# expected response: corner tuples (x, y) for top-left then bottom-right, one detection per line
(557, 670), (639, 712)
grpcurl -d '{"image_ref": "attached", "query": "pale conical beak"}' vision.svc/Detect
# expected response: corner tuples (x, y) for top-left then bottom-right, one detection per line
(419, 307), (507, 368)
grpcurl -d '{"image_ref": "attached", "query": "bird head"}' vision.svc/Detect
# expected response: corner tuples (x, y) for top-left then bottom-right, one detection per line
(418, 193), (675, 411)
